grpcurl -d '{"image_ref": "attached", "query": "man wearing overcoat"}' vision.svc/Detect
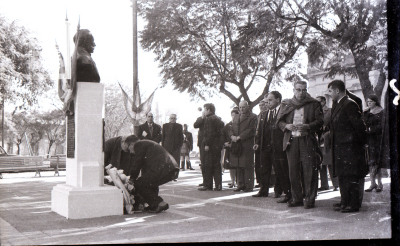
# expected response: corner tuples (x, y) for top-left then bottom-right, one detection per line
(277, 81), (323, 209)
(254, 100), (268, 189)
(138, 112), (162, 144)
(229, 101), (257, 192)
(253, 92), (292, 203)
(194, 111), (206, 186)
(328, 80), (368, 213)
(104, 135), (135, 175)
(198, 103), (225, 191)
(162, 114), (183, 163)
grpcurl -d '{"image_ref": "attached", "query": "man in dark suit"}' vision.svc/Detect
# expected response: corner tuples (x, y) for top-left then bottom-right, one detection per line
(277, 81), (323, 209)
(104, 135), (136, 175)
(254, 100), (267, 189)
(194, 110), (206, 186)
(138, 112), (162, 144)
(328, 80), (368, 213)
(162, 114), (183, 164)
(253, 92), (292, 203)
(126, 136), (180, 213)
(181, 124), (194, 170)
(198, 103), (225, 191)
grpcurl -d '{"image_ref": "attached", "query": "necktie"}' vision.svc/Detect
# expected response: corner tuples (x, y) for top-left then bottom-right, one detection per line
(149, 124), (153, 138)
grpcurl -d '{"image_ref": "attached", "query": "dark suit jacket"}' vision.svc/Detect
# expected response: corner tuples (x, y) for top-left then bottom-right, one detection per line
(138, 121), (162, 143)
(193, 117), (204, 147)
(278, 101), (323, 151)
(104, 136), (134, 175)
(162, 123), (183, 153)
(255, 107), (285, 158)
(128, 140), (179, 186)
(330, 96), (368, 177)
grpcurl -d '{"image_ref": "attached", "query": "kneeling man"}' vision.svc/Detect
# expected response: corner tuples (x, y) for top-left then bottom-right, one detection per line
(126, 135), (180, 213)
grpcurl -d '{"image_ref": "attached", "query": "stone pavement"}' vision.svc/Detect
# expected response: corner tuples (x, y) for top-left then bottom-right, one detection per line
(0, 160), (393, 244)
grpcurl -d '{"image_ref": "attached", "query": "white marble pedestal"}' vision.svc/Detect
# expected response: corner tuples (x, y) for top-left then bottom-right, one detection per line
(51, 83), (123, 219)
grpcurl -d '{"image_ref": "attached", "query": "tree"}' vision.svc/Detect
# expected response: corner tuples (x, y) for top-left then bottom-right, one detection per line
(138, 0), (310, 109)
(34, 110), (65, 156)
(104, 83), (133, 139)
(0, 15), (53, 109)
(268, 0), (387, 100)
(8, 112), (31, 155)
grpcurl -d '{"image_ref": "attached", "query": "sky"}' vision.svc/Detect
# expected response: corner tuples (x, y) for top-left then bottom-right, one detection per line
(0, 0), (297, 126)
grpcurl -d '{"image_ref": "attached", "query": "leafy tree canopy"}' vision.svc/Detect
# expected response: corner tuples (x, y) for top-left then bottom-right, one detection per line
(0, 15), (53, 108)
(138, 0), (310, 108)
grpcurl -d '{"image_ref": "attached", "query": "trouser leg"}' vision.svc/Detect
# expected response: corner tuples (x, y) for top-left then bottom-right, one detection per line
(244, 167), (255, 190)
(273, 158), (291, 197)
(319, 165), (329, 189)
(327, 165), (339, 187)
(259, 151), (273, 194)
(230, 169), (236, 185)
(255, 151), (261, 184)
(286, 137), (303, 204)
(299, 137), (318, 206)
(213, 161), (222, 188)
(358, 177), (365, 208)
(338, 176), (350, 207)
(237, 168), (245, 188)
(135, 177), (163, 209)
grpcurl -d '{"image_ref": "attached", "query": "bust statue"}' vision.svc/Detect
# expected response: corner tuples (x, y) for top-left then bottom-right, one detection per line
(73, 29), (100, 82)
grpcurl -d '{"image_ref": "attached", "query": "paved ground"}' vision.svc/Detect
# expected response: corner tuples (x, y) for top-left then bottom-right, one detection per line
(0, 160), (392, 244)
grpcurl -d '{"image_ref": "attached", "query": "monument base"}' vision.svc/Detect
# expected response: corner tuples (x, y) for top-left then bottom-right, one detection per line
(51, 184), (123, 219)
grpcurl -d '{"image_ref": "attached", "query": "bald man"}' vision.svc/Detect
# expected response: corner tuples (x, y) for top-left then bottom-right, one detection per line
(162, 114), (183, 163)
(229, 101), (258, 192)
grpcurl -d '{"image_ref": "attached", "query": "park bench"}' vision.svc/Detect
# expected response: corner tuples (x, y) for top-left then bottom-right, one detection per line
(0, 156), (47, 179)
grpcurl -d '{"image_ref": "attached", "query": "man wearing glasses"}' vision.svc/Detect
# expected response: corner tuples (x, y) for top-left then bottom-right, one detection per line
(162, 114), (184, 164)
(277, 81), (323, 209)
(138, 112), (162, 144)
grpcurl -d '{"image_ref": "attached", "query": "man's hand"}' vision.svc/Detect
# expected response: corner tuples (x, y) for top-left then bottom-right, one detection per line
(295, 124), (310, 131)
(205, 146), (210, 151)
(230, 136), (237, 142)
(142, 131), (147, 137)
(224, 142), (231, 147)
(253, 144), (259, 150)
(285, 124), (296, 131)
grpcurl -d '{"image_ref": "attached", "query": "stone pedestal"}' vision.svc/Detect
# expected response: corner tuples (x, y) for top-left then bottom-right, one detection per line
(51, 83), (123, 219)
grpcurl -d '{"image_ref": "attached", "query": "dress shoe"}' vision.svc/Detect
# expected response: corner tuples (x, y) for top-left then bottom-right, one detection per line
(277, 196), (291, 203)
(333, 187), (339, 191)
(198, 183), (204, 186)
(214, 185), (222, 191)
(252, 192), (268, 197)
(376, 184), (383, 192)
(287, 201), (304, 207)
(317, 187), (329, 191)
(189, 168), (195, 170)
(254, 184), (261, 188)
(148, 202), (169, 213)
(365, 184), (377, 192)
(341, 206), (359, 213)
(234, 187), (245, 192)
(304, 204), (315, 209)
(228, 184), (236, 188)
(274, 193), (282, 198)
(198, 187), (213, 191)
(243, 189), (254, 192)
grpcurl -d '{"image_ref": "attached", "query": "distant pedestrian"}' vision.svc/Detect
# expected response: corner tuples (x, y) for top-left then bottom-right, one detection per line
(229, 101), (257, 192)
(162, 114), (184, 164)
(180, 124), (194, 170)
(198, 103), (225, 191)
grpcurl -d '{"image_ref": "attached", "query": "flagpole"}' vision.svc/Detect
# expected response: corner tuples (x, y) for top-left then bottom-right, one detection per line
(132, 0), (140, 136)
(65, 11), (71, 79)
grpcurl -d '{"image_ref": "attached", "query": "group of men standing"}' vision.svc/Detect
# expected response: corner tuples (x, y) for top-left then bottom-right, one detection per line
(194, 80), (368, 213)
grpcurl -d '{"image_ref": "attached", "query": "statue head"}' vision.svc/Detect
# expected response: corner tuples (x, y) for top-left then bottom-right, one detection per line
(73, 29), (96, 53)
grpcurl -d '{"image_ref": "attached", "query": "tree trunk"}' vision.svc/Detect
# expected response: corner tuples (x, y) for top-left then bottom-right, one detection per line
(47, 140), (54, 156)
(373, 69), (386, 101)
(351, 48), (374, 101)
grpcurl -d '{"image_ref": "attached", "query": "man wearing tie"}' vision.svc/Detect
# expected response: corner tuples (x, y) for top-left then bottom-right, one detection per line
(254, 100), (268, 189)
(138, 112), (162, 144)
(162, 114), (184, 164)
(253, 91), (291, 203)
(277, 81), (323, 209)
